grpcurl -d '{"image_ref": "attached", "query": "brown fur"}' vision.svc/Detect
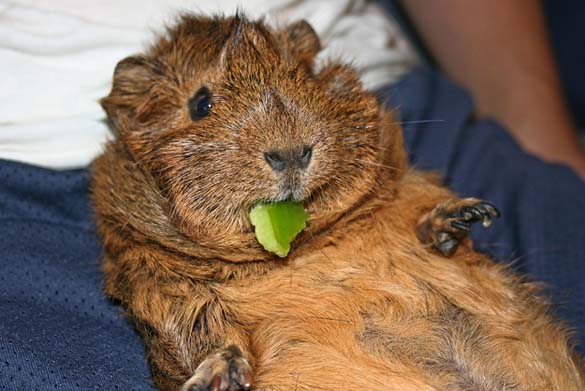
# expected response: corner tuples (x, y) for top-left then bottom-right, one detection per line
(92, 14), (584, 391)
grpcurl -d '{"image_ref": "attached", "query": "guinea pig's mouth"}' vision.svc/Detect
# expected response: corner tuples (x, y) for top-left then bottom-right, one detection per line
(247, 177), (316, 215)
(267, 176), (310, 203)
(273, 187), (306, 202)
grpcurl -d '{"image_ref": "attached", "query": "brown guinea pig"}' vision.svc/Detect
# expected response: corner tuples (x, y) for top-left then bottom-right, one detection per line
(91, 13), (584, 391)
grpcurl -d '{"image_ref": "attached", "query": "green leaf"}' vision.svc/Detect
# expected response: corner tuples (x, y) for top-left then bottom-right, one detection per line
(249, 201), (308, 257)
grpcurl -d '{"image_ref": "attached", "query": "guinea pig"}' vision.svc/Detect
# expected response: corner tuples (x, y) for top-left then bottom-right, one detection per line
(91, 13), (584, 391)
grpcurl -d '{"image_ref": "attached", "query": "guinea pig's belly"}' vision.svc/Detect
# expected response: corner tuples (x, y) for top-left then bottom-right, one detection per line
(236, 253), (475, 389)
(232, 240), (527, 390)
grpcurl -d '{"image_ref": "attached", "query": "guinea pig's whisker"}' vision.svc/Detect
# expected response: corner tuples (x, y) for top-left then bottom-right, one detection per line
(350, 159), (400, 171)
(391, 119), (446, 125)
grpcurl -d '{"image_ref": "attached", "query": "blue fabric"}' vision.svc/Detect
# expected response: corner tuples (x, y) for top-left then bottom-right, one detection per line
(0, 163), (154, 390)
(544, 0), (585, 128)
(1, 68), (584, 390)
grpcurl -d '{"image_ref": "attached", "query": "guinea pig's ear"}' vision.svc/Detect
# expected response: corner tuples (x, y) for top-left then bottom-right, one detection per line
(100, 55), (159, 126)
(281, 20), (321, 64)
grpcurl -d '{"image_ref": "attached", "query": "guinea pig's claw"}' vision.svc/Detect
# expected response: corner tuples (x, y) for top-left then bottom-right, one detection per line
(417, 198), (501, 257)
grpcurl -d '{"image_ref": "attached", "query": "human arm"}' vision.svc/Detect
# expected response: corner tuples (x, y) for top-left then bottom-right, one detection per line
(399, 0), (585, 177)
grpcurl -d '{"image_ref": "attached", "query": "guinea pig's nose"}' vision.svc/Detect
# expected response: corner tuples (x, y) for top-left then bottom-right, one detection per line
(264, 150), (286, 172)
(264, 146), (313, 172)
(298, 145), (313, 169)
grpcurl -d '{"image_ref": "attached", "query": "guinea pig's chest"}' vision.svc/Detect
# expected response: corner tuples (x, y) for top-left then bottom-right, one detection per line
(227, 239), (455, 332)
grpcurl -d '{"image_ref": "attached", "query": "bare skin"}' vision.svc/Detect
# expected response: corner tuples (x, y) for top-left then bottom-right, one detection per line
(400, 0), (585, 178)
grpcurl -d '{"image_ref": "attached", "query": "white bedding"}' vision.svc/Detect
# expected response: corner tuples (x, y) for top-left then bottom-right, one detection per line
(0, 0), (418, 169)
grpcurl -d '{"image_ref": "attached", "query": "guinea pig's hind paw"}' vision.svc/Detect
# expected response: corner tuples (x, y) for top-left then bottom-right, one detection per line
(181, 345), (254, 391)
(417, 198), (500, 257)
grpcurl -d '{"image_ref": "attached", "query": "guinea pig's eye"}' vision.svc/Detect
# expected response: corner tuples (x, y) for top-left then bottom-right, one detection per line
(188, 87), (212, 120)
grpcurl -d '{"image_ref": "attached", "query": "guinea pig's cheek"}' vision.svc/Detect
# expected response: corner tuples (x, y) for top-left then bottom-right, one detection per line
(308, 149), (334, 182)
(166, 197), (195, 234)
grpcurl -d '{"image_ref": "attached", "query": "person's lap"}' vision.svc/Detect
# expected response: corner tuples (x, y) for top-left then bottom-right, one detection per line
(0, 163), (155, 390)
(1, 68), (584, 390)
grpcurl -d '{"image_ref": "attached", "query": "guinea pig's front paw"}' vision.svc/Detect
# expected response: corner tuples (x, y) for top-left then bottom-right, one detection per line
(181, 345), (253, 391)
(416, 198), (500, 257)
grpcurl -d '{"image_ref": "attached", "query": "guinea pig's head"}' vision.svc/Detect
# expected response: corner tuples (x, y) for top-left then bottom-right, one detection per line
(101, 14), (405, 241)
